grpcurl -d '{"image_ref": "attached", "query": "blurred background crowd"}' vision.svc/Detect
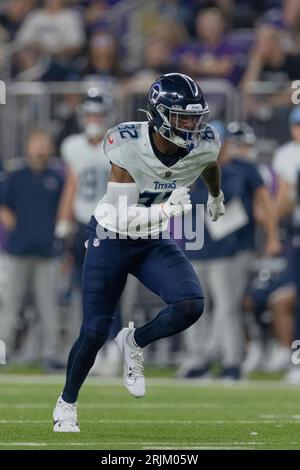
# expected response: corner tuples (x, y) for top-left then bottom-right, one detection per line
(0, 0), (300, 383)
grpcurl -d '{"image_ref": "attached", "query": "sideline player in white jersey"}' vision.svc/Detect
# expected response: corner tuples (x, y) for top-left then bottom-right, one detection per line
(56, 88), (121, 374)
(57, 88), (113, 274)
(53, 73), (225, 432)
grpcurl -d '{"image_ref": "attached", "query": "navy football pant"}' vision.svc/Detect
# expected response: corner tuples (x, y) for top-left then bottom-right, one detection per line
(73, 222), (122, 339)
(62, 218), (204, 402)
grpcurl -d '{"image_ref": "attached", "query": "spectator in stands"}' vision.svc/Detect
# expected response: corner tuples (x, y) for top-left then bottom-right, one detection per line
(0, 0), (32, 42)
(131, 18), (187, 80)
(16, 0), (85, 58)
(241, 25), (300, 86)
(84, 1), (111, 38)
(0, 129), (64, 370)
(132, 38), (174, 81)
(174, 8), (242, 84)
(13, 0), (85, 80)
(177, 122), (280, 380)
(177, 0), (268, 33)
(262, 0), (300, 52)
(241, 24), (300, 142)
(82, 28), (125, 80)
(148, 18), (188, 53)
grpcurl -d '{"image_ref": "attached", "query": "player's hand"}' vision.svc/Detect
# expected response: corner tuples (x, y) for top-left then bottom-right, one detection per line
(55, 219), (74, 239)
(162, 187), (192, 217)
(264, 237), (282, 257)
(207, 190), (225, 221)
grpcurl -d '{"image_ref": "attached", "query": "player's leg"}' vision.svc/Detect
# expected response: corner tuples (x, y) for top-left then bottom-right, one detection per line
(177, 259), (213, 378)
(0, 256), (32, 359)
(114, 237), (204, 398)
(54, 224), (128, 431)
(207, 255), (247, 378)
(33, 257), (60, 368)
(62, 238), (128, 402)
(132, 238), (204, 347)
(73, 222), (122, 376)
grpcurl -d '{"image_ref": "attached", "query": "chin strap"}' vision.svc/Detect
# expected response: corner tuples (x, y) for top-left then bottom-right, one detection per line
(138, 108), (194, 151)
(138, 108), (162, 134)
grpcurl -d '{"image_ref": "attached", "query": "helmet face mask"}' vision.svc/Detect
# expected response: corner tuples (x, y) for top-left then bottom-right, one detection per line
(157, 104), (209, 150)
(148, 73), (209, 151)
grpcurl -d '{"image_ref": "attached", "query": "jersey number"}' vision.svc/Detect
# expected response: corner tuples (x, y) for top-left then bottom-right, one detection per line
(78, 168), (100, 201)
(138, 191), (171, 207)
(202, 128), (215, 141)
(118, 124), (138, 139)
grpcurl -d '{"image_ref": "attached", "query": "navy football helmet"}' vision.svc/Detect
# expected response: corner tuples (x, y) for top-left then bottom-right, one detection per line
(147, 73), (209, 151)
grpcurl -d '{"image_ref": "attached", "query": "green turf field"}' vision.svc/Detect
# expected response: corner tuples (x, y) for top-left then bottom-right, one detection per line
(0, 374), (300, 450)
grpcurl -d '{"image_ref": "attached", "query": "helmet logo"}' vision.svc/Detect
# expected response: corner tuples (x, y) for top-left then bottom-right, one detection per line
(149, 82), (161, 104)
(186, 104), (204, 111)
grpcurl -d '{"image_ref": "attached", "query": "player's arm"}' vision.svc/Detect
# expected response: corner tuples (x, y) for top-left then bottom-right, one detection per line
(109, 162), (135, 183)
(100, 164), (191, 233)
(253, 185), (281, 256)
(275, 176), (295, 218)
(201, 162), (225, 221)
(201, 161), (222, 197)
(55, 166), (77, 238)
(0, 206), (16, 231)
(0, 172), (16, 230)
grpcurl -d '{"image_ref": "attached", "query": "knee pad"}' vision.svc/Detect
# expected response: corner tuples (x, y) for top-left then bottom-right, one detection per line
(171, 297), (204, 326)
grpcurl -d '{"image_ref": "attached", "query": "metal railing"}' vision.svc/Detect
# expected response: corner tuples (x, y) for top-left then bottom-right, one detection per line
(0, 78), (241, 161)
(241, 80), (294, 145)
(0, 78), (294, 161)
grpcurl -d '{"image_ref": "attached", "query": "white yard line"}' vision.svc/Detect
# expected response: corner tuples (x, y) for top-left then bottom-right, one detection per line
(0, 403), (300, 413)
(0, 441), (295, 448)
(0, 419), (299, 424)
(0, 402), (219, 409)
(259, 414), (300, 420)
(0, 374), (299, 390)
(142, 446), (254, 450)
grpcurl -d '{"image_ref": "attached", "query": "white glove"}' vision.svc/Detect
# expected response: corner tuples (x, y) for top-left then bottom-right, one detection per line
(162, 187), (192, 217)
(207, 190), (225, 221)
(55, 219), (74, 239)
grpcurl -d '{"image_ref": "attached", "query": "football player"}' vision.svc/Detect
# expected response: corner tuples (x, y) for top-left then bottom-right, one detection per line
(53, 73), (225, 432)
(56, 87), (115, 258)
(56, 87), (121, 374)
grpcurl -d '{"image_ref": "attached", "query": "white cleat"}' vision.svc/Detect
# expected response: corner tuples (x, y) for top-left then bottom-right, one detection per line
(115, 321), (145, 398)
(53, 395), (80, 432)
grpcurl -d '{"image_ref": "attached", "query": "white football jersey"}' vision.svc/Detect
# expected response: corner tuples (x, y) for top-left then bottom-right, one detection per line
(94, 121), (220, 235)
(61, 133), (111, 224)
(273, 141), (300, 185)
